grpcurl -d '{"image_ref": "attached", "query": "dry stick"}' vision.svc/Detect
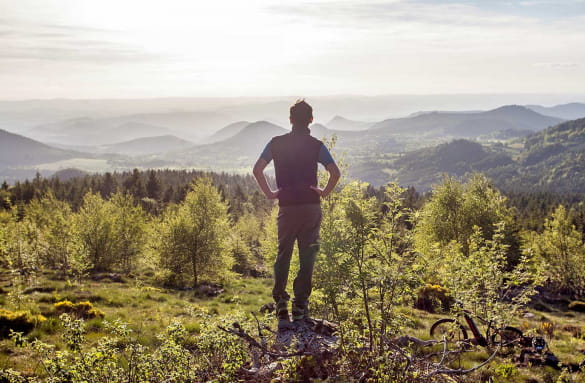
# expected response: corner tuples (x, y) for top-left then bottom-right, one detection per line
(384, 339), (413, 374)
(218, 325), (315, 359)
(426, 346), (500, 378)
(438, 336), (449, 366)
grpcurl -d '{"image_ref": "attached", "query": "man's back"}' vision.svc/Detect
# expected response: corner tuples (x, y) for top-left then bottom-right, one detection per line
(270, 132), (322, 206)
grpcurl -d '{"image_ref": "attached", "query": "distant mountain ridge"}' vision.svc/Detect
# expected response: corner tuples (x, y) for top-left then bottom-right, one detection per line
(0, 129), (81, 167)
(205, 121), (250, 143)
(370, 105), (563, 137)
(525, 103), (585, 120)
(355, 117), (585, 193)
(172, 121), (288, 167)
(326, 116), (373, 131)
(101, 135), (194, 155)
(28, 118), (175, 146)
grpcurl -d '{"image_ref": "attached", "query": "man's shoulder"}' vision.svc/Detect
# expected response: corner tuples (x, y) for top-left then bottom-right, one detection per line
(271, 133), (323, 145)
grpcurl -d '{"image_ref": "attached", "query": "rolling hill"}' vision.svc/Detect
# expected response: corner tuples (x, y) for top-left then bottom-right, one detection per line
(27, 118), (175, 146)
(101, 135), (195, 155)
(326, 116), (373, 131)
(372, 139), (513, 191)
(499, 117), (585, 192)
(353, 117), (585, 193)
(0, 129), (81, 167)
(204, 121), (250, 143)
(526, 103), (585, 120)
(369, 105), (562, 138)
(172, 121), (288, 168)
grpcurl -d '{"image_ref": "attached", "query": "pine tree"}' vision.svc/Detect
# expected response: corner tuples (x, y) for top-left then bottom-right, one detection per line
(146, 170), (162, 201)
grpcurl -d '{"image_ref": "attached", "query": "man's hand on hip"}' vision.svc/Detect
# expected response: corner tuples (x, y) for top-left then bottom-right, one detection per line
(310, 186), (327, 198)
(267, 188), (281, 200)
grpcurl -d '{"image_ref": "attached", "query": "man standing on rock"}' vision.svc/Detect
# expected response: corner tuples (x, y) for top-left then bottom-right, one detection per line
(253, 99), (341, 330)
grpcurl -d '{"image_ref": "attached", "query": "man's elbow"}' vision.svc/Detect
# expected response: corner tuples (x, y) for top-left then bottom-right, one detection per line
(252, 160), (266, 178)
(328, 163), (341, 179)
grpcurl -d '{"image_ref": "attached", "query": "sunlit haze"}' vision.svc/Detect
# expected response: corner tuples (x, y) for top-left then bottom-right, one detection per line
(1, 0), (585, 99)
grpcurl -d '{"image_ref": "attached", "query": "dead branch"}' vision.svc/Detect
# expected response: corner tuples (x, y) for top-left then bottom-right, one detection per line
(425, 346), (500, 378)
(218, 324), (314, 359)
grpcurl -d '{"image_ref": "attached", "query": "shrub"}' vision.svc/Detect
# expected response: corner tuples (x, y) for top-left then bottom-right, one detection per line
(0, 308), (46, 337)
(54, 300), (105, 319)
(414, 284), (454, 313)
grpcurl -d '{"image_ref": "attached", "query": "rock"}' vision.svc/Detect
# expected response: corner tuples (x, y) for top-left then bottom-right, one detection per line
(196, 282), (224, 297)
(259, 302), (275, 314)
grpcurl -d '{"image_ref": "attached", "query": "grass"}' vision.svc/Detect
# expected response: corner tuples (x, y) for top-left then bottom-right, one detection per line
(3, 270), (585, 381)
(0, 270), (275, 373)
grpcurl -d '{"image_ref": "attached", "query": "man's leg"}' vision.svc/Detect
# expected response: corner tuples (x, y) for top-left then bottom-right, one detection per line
(292, 204), (322, 320)
(273, 206), (298, 319)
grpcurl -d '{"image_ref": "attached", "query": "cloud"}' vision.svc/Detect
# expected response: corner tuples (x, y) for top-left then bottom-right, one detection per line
(533, 62), (579, 69)
(0, 20), (158, 64)
(267, 0), (532, 29)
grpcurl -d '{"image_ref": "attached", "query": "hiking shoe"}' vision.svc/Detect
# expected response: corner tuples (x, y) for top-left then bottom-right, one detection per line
(277, 318), (295, 331)
(276, 300), (289, 320)
(291, 304), (308, 322)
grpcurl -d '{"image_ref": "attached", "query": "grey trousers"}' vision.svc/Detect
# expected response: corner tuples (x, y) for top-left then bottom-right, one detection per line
(272, 203), (322, 308)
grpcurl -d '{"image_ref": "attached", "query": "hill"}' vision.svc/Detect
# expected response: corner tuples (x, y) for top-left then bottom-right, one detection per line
(526, 103), (585, 120)
(354, 117), (585, 193)
(369, 105), (562, 138)
(382, 140), (513, 191)
(497, 117), (585, 192)
(0, 129), (80, 167)
(326, 116), (372, 131)
(27, 118), (175, 146)
(204, 121), (250, 143)
(101, 135), (194, 155)
(172, 121), (288, 168)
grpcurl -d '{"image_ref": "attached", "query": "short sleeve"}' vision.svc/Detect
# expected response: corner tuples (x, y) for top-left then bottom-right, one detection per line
(318, 144), (335, 166)
(259, 141), (273, 162)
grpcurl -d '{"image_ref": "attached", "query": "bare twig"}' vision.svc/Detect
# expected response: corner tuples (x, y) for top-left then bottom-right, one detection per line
(426, 346), (500, 378)
(218, 325), (315, 359)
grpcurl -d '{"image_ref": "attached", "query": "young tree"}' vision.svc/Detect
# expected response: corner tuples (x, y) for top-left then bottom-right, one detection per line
(24, 192), (75, 272)
(109, 192), (147, 273)
(73, 192), (146, 273)
(438, 224), (540, 325)
(74, 192), (114, 271)
(230, 213), (263, 275)
(527, 205), (585, 297)
(156, 178), (232, 287)
(415, 174), (517, 262)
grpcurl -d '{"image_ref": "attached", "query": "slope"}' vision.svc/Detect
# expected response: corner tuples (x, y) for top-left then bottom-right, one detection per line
(204, 121), (250, 143)
(101, 135), (195, 155)
(369, 105), (562, 138)
(172, 121), (288, 168)
(526, 103), (585, 120)
(0, 129), (81, 167)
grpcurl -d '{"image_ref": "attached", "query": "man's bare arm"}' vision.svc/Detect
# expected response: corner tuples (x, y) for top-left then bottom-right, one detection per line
(253, 158), (280, 199)
(310, 162), (341, 198)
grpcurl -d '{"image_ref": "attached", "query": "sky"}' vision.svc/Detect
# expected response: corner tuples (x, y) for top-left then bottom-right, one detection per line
(1, 0), (584, 100)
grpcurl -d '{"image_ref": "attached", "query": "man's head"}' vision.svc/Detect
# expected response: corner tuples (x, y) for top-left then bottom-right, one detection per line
(289, 99), (313, 127)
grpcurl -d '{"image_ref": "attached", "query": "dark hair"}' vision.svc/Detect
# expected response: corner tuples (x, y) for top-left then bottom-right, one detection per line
(290, 99), (313, 126)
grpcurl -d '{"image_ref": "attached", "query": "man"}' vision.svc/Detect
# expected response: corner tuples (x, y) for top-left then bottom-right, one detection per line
(253, 99), (341, 329)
